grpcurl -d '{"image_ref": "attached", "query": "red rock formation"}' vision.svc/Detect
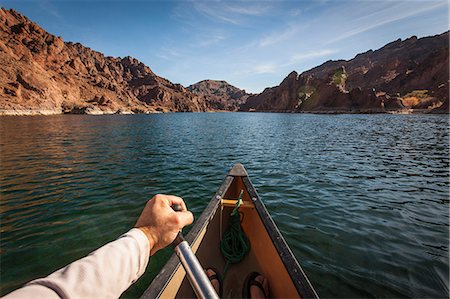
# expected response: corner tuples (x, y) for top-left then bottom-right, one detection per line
(188, 80), (251, 111)
(241, 32), (449, 113)
(0, 8), (208, 115)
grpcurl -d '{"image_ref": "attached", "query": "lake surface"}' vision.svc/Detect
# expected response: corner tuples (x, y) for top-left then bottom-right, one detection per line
(1, 113), (448, 298)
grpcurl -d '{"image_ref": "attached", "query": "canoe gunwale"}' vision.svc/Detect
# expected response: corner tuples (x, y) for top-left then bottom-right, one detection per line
(242, 175), (319, 299)
(141, 164), (319, 298)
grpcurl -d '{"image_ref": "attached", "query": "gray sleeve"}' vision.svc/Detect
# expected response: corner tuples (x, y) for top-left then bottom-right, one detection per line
(3, 228), (150, 299)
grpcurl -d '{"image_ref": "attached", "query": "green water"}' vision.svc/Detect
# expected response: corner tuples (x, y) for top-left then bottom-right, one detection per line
(1, 113), (448, 298)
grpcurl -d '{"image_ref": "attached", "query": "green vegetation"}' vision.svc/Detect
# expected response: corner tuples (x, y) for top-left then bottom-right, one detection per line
(332, 67), (347, 86)
(298, 85), (316, 100)
(297, 85), (317, 110)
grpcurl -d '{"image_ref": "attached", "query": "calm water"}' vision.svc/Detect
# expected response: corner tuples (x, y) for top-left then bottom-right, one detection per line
(1, 113), (448, 298)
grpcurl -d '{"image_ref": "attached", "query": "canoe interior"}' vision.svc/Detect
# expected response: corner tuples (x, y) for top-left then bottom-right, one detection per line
(142, 164), (318, 299)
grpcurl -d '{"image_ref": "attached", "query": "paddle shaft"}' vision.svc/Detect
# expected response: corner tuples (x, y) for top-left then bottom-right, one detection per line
(172, 205), (219, 299)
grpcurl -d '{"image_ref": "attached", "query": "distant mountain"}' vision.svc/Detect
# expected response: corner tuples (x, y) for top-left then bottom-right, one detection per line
(1, 8), (447, 115)
(188, 80), (251, 111)
(241, 32), (449, 113)
(0, 8), (209, 115)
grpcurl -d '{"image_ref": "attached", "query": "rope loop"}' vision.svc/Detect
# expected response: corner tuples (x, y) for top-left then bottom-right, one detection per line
(220, 190), (250, 276)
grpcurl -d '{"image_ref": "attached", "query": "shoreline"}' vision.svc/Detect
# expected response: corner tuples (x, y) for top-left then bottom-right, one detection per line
(0, 108), (448, 116)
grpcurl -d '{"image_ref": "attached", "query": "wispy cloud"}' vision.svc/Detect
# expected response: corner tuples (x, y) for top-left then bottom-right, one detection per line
(38, 0), (62, 19)
(196, 34), (226, 47)
(253, 63), (277, 74)
(156, 47), (184, 60)
(225, 3), (272, 16)
(190, 1), (272, 25)
(258, 24), (305, 48)
(193, 2), (241, 25)
(290, 8), (302, 17)
(327, 1), (448, 44)
(290, 49), (338, 63)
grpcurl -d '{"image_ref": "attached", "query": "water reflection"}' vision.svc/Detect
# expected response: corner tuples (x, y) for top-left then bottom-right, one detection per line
(0, 113), (448, 298)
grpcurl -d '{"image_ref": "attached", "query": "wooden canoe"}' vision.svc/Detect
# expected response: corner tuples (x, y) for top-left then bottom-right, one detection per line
(141, 164), (319, 298)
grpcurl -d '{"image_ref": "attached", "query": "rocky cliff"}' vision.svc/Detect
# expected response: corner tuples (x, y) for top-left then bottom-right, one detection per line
(241, 32), (449, 113)
(0, 8), (208, 115)
(1, 8), (448, 115)
(188, 80), (251, 111)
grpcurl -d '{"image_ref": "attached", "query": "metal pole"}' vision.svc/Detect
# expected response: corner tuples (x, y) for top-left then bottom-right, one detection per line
(174, 239), (220, 299)
(171, 204), (219, 299)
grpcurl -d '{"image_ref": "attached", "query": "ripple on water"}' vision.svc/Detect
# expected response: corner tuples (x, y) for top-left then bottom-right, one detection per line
(0, 113), (448, 298)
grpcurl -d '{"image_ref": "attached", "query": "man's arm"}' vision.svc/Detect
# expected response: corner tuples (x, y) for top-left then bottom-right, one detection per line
(4, 194), (193, 299)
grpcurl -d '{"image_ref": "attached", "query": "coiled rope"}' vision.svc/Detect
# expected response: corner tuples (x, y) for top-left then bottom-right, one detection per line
(220, 190), (250, 277)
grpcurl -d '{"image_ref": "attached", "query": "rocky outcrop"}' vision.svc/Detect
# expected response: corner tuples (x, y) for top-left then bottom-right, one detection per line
(188, 80), (251, 111)
(241, 32), (449, 113)
(0, 8), (208, 115)
(2, 8), (447, 115)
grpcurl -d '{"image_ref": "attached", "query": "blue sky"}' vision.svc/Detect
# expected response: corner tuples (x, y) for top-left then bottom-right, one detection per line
(1, 0), (449, 93)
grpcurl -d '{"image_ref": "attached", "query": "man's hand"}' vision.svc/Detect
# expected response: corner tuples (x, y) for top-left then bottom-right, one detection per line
(135, 194), (194, 256)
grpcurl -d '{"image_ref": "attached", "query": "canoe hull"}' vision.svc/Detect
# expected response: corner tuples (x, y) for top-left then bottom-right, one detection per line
(141, 164), (318, 298)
